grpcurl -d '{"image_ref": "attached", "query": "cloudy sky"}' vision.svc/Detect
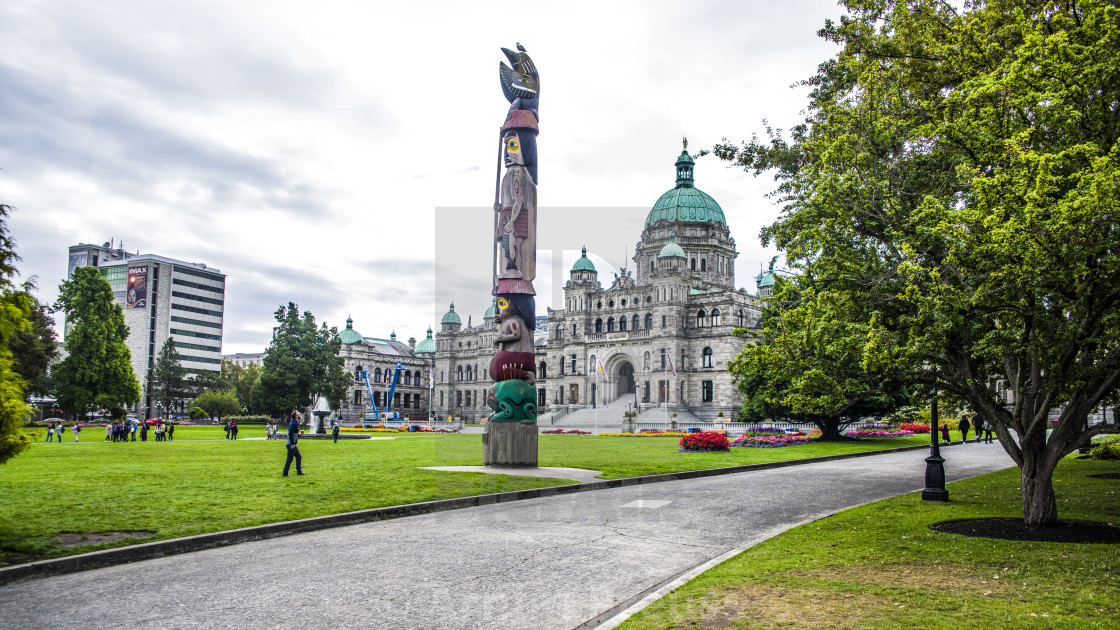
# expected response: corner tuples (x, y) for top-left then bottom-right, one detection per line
(2, 0), (843, 354)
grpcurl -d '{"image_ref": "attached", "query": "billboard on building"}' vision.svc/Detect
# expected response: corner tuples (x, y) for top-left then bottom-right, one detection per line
(67, 252), (88, 277)
(126, 266), (148, 309)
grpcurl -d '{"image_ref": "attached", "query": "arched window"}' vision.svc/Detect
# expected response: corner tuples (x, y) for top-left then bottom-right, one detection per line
(711, 308), (721, 326)
(632, 315), (640, 330)
(696, 309), (706, 327)
(650, 260), (654, 272)
(644, 351), (651, 371)
(595, 318), (603, 333)
(414, 370), (421, 385)
(374, 367), (382, 383)
(540, 362), (547, 379)
(700, 258), (707, 271)
(690, 258), (696, 270)
(456, 366), (463, 382)
(354, 365), (363, 380)
(404, 371), (412, 385)
(645, 313), (653, 329)
(607, 317), (615, 332)
(737, 309), (744, 327)
(702, 347), (714, 368)
(466, 365), (473, 381)
(556, 325), (563, 340)
(619, 317), (627, 331)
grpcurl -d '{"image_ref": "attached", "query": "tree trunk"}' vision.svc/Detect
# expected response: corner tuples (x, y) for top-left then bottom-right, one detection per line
(1021, 464), (1058, 526)
(816, 420), (855, 441)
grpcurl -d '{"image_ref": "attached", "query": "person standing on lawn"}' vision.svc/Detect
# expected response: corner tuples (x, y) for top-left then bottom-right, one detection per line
(958, 416), (971, 442)
(72, 424), (80, 442)
(283, 411), (305, 477)
(332, 421), (339, 443)
(167, 422), (174, 441)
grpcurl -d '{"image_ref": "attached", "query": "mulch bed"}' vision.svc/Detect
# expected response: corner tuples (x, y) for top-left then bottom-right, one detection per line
(1088, 473), (1120, 480)
(931, 518), (1120, 544)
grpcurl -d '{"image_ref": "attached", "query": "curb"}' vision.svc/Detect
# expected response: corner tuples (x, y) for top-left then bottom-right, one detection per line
(0, 441), (944, 585)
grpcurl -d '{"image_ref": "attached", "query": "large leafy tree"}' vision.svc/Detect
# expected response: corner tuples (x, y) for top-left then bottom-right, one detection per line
(718, 0), (1120, 524)
(8, 293), (58, 399)
(731, 275), (912, 439)
(149, 338), (188, 415)
(257, 303), (349, 420)
(0, 203), (32, 464)
(53, 267), (141, 419)
(193, 389), (242, 422)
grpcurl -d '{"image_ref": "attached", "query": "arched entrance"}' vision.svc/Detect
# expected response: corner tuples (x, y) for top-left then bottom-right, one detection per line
(616, 361), (636, 401)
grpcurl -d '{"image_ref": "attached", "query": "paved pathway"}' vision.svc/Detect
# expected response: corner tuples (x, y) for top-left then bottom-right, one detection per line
(0, 443), (1013, 629)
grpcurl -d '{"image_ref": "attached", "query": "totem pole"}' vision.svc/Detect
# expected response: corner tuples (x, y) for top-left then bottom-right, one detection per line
(484, 44), (539, 466)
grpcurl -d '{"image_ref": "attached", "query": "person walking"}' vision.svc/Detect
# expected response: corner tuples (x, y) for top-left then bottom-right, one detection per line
(958, 416), (971, 443)
(167, 422), (174, 442)
(224, 421), (231, 440)
(72, 424), (80, 442)
(105, 423), (112, 442)
(283, 411), (305, 477)
(231, 422), (238, 440)
(984, 420), (994, 444)
(332, 422), (339, 444)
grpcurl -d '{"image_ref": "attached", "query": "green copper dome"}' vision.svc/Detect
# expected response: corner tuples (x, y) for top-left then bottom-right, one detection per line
(338, 316), (365, 344)
(571, 246), (596, 272)
(658, 232), (686, 258)
(645, 149), (726, 227)
(441, 302), (461, 325)
(414, 327), (436, 353)
(484, 300), (496, 319)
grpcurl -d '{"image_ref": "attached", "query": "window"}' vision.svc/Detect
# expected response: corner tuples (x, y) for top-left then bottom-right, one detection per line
(560, 358), (565, 375)
(660, 348), (667, 369)
(690, 258), (696, 270)
(589, 355), (597, 373)
(570, 355), (577, 373)
(650, 261), (655, 272)
(608, 300), (614, 308)
(375, 367), (382, 383)
(619, 317), (627, 331)
(466, 365), (473, 381)
(621, 299), (627, 307)
(572, 323), (577, 335)
(737, 309), (744, 327)
(662, 315), (667, 328)
(354, 366), (363, 380)
(456, 391), (463, 407)
(354, 390), (362, 405)
(556, 325), (563, 340)
(457, 366), (463, 382)
(700, 258), (706, 271)
(414, 370), (421, 385)
(696, 309), (706, 327)
(645, 313), (653, 329)
(607, 317), (615, 332)
(404, 371), (412, 385)
(632, 315), (640, 330)
(702, 347), (714, 368)
(646, 296), (652, 303)
(711, 308), (720, 326)
(539, 362), (547, 379)
(465, 391), (471, 407)
(644, 351), (651, 371)
(596, 301), (602, 309)
(702, 381), (713, 402)
(595, 318), (603, 333)
(440, 391), (444, 406)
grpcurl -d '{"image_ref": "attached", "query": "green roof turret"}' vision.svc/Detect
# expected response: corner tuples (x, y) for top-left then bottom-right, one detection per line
(571, 246), (596, 272)
(658, 232), (687, 259)
(338, 316), (365, 344)
(645, 141), (726, 227)
(440, 302), (461, 325)
(414, 327), (436, 354)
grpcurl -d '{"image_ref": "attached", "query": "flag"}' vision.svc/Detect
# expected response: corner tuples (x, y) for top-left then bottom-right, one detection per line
(428, 365), (434, 387)
(596, 356), (606, 380)
(666, 351), (678, 378)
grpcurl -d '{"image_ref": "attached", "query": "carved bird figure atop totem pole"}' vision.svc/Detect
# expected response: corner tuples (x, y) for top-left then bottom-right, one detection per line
(499, 43), (539, 120)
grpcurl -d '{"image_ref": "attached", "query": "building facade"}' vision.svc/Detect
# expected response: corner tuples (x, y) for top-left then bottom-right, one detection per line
(431, 147), (765, 422)
(335, 318), (435, 423)
(66, 242), (226, 417)
(222, 352), (265, 368)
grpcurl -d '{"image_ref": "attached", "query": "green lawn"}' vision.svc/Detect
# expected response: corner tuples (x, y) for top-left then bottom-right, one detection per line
(618, 456), (1120, 629)
(0, 425), (944, 565)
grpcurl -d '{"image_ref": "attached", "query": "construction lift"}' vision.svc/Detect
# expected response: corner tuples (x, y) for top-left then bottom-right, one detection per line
(360, 361), (405, 425)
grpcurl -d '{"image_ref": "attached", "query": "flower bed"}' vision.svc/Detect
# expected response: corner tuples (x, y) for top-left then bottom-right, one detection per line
(415, 427), (459, 433)
(541, 429), (590, 435)
(678, 431), (731, 453)
(899, 423), (930, 434)
(340, 427), (405, 433)
(730, 433), (812, 448)
(844, 425), (915, 439)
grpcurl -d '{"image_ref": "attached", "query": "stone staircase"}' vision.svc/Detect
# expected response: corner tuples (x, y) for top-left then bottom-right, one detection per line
(545, 397), (703, 428)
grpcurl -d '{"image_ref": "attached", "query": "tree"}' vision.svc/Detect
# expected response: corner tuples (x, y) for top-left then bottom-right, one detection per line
(193, 389), (241, 422)
(0, 203), (31, 464)
(257, 302), (349, 420)
(730, 275), (911, 439)
(8, 293), (58, 399)
(53, 266), (141, 419)
(717, 0), (1120, 525)
(149, 338), (188, 415)
(236, 363), (261, 413)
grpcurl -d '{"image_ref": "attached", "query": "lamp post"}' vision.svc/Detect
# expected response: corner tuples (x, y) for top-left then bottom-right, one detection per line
(922, 387), (949, 502)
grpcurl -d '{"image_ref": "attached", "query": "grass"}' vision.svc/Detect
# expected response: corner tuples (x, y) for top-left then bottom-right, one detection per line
(617, 456), (1120, 629)
(0, 425), (947, 565)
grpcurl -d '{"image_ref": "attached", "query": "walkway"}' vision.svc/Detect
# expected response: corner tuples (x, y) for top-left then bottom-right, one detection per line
(0, 443), (1013, 629)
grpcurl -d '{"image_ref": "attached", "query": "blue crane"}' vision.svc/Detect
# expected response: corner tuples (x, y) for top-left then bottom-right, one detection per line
(360, 361), (405, 423)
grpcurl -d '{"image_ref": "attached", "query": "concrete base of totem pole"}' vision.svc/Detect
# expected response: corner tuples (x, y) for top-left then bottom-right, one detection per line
(482, 422), (538, 467)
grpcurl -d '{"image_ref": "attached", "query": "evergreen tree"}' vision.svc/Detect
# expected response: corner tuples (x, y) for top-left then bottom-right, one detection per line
(717, 0), (1120, 524)
(0, 203), (31, 464)
(53, 266), (141, 419)
(149, 338), (188, 415)
(258, 302), (349, 420)
(8, 293), (58, 399)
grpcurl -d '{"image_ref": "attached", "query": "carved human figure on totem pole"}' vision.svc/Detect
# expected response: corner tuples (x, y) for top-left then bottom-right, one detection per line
(495, 123), (537, 290)
(489, 293), (536, 383)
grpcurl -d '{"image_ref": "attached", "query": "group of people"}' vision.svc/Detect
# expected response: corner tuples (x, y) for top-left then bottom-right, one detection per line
(223, 421), (240, 440)
(43, 423), (76, 442)
(938, 415), (994, 444)
(104, 421), (174, 442)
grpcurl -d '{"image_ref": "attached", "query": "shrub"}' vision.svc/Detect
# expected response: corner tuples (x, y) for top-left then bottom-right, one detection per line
(678, 431), (730, 453)
(1090, 442), (1120, 460)
(730, 434), (812, 448)
(188, 407), (207, 421)
(899, 423), (930, 434)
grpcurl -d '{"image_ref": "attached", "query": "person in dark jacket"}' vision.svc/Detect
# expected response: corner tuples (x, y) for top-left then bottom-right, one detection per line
(283, 411), (306, 477)
(958, 416), (971, 442)
(332, 422), (339, 444)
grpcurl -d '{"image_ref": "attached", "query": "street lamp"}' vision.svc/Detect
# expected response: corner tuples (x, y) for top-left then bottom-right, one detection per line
(922, 387), (949, 502)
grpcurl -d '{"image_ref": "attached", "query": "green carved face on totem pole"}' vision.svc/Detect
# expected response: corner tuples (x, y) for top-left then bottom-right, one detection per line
(487, 379), (537, 424)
